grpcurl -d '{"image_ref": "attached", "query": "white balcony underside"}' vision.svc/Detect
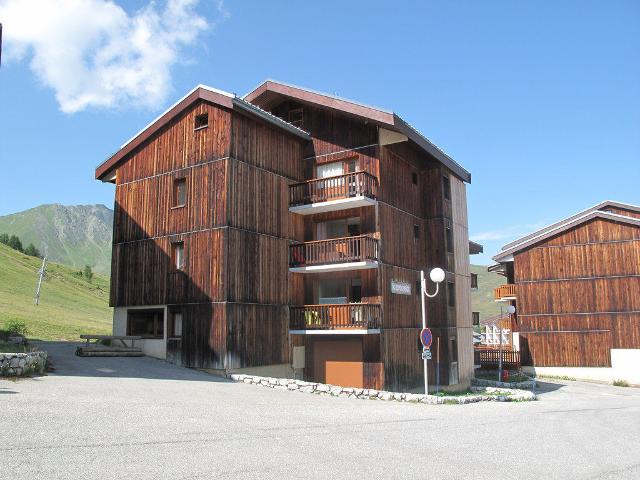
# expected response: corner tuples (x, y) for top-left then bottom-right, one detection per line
(495, 296), (517, 302)
(289, 196), (377, 215)
(289, 260), (379, 273)
(289, 329), (381, 335)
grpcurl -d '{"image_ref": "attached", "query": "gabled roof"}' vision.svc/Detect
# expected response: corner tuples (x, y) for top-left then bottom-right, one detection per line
(244, 80), (471, 183)
(493, 201), (640, 262)
(95, 85), (311, 182)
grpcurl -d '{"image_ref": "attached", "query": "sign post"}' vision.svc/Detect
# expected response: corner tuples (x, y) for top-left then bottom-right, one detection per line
(419, 268), (444, 395)
(420, 270), (428, 394)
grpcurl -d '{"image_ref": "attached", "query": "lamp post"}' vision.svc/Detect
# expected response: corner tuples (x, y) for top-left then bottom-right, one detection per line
(420, 267), (445, 394)
(498, 304), (516, 381)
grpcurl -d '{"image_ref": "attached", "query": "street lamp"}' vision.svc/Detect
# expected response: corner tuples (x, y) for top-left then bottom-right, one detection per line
(420, 267), (445, 394)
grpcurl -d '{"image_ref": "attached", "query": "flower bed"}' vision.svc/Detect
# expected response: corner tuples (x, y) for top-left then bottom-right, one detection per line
(227, 374), (536, 404)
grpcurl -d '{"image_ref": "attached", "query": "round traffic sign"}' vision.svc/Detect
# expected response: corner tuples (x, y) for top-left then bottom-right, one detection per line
(420, 328), (433, 349)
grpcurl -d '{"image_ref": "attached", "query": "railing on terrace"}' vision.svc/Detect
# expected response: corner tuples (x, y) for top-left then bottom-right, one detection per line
(475, 349), (521, 369)
(494, 284), (517, 300)
(289, 235), (379, 268)
(289, 171), (379, 207)
(290, 304), (382, 330)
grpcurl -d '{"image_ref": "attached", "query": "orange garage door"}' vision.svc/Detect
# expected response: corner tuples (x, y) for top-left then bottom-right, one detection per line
(313, 338), (363, 388)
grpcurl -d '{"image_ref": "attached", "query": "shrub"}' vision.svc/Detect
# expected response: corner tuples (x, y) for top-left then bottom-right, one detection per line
(613, 379), (629, 387)
(24, 243), (41, 257)
(4, 319), (28, 337)
(0, 233), (8, 245)
(7, 235), (23, 252)
(83, 265), (93, 282)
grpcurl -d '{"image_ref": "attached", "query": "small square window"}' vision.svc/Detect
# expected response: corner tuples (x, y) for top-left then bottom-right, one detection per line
(446, 225), (454, 254)
(413, 224), (420, 239)
(412, 172), (418, 185)
(447, 281), (456, 307)
(127, 309), (164, 339)
(195, 113), (208, 130)
(443, 175), (451, 200)
(173, 178), (186, 208)
(288, 108), (304, 128)
(172, 242), (185, 271)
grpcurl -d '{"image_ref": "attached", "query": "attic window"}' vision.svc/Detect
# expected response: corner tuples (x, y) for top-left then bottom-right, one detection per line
(288, 108), (304, 128)
(412, 172), (418, 185)
(195, 113), (209, 130)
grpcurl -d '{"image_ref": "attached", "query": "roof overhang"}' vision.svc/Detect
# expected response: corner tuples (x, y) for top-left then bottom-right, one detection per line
(469, 240), (484, 255)
(95, 85), (311, 182)
(493, 209), (640, 262)
(244, 80), (471, 183)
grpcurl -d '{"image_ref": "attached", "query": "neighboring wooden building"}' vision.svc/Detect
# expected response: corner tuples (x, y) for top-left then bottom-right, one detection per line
(490, 201), (640, 384)
(96, 81), (475, 392)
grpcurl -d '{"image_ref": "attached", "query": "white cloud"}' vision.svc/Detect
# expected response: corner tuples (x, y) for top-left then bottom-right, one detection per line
(0, 0), (218, 113)
(470, 221), (548, 243)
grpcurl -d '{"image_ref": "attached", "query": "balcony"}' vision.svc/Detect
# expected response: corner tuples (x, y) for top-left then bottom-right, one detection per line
(289, 235), (379, 273)
(290, 304), (382, 333)
(494, 284), (517, 301)
(289, 171), (378, 214)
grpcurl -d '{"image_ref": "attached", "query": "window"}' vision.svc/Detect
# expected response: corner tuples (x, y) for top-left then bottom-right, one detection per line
(288, 108), (304, 128)
(173, 178), (186, 208)
(413, 224), (420, 239)
(472, 312), (480, 326)
(317, 161), (344, 179)
(442, 175), (451, 200)
(412, 172), (418, 185)
(172, 241), (185, 271)
(446, 225), (454, 254)
(449, 337), (458, 362)
(471, 273), (478, 289)
(346, 159), (358, 173)
(169, 310), (183, 338)
(194, 113), (208, 130)
(447, 281), (456, 307)
(127, 309), (164, 339)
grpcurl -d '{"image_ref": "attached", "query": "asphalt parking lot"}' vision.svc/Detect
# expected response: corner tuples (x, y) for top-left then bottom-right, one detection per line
(1, 342), (639, 480)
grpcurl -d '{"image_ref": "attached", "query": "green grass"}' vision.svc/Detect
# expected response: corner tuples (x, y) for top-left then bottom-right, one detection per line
(0, 243), (112, 341)
(613, 379), (629, 387)
(470, 264), (507, 323)
(536, 374), (576, 382)
(475, 371), (530, 383)
(0, 342), (28, 353)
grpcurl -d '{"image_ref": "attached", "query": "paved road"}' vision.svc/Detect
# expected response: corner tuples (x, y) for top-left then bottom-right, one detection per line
(1, 342), (639, 480)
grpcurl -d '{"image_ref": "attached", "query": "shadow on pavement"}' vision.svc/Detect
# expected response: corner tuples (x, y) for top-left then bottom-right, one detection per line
(533, 380), (566, 395)
(32, 341), (230, 383)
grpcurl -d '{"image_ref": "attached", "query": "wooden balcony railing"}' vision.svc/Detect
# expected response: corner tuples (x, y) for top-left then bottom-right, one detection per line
(494, 284), (517, 300)
(290, 304), (382, 330)
(475, 349), (521, 369)
(289, 171), (379, 207)
(289, 235), (379, 268)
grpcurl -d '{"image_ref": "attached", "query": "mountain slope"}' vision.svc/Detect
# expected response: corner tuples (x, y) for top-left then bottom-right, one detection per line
(0, 243), (112, 340)
(0, 204), (113, 274)
(470, 264), (506, 321)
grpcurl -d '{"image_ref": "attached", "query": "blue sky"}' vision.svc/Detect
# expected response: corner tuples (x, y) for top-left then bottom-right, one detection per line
(0, 0), (638, 264)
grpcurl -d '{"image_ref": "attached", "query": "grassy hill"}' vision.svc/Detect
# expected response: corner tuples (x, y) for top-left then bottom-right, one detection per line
(470, 264), (505, 321)
(0, 243), (112, 341)
(0, 204), (113, 274)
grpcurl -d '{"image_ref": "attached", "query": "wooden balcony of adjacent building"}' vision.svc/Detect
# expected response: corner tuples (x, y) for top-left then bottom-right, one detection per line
(289, 171), (378, 214)
(494, 284), (517, 301)
(289, 303), (382, 334)
(289, 235), (379, 273)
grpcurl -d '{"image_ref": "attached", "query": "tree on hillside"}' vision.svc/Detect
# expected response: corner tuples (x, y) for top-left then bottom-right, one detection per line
(7, 235), (23, 252)
(83, 265), (93, 282)
(24, 243), (41, 257)
(0, 233), (9, 245)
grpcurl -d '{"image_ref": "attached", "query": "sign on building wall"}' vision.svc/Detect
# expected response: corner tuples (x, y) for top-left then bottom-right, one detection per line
(390, 279), (412, 295)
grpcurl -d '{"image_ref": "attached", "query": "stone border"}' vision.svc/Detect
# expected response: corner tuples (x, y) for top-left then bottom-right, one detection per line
(0, 351), (48, 377)
(472, 376), (536, 389)
(227, 374), (536, 404)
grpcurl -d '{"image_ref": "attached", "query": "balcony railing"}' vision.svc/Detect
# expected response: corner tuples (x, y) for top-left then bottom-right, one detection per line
(289, 235), (379, 268)
(494, 284), (517, 300)
(289, 171), (379, 207)
(290, 304), (382, 331)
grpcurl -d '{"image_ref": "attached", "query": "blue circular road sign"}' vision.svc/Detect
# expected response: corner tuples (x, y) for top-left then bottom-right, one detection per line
(420, 328), (433, 349)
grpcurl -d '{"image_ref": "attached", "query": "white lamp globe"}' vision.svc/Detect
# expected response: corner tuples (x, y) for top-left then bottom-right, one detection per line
(429, 267), (446, 284)
(506, 305), (516, 315)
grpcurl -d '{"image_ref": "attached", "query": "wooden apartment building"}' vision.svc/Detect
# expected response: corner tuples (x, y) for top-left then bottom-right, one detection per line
(95, 80), (476, 392)
(490, 201), (640, 383)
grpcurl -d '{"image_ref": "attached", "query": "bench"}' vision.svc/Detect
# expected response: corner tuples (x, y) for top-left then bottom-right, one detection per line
(76, 335), (144, 357)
